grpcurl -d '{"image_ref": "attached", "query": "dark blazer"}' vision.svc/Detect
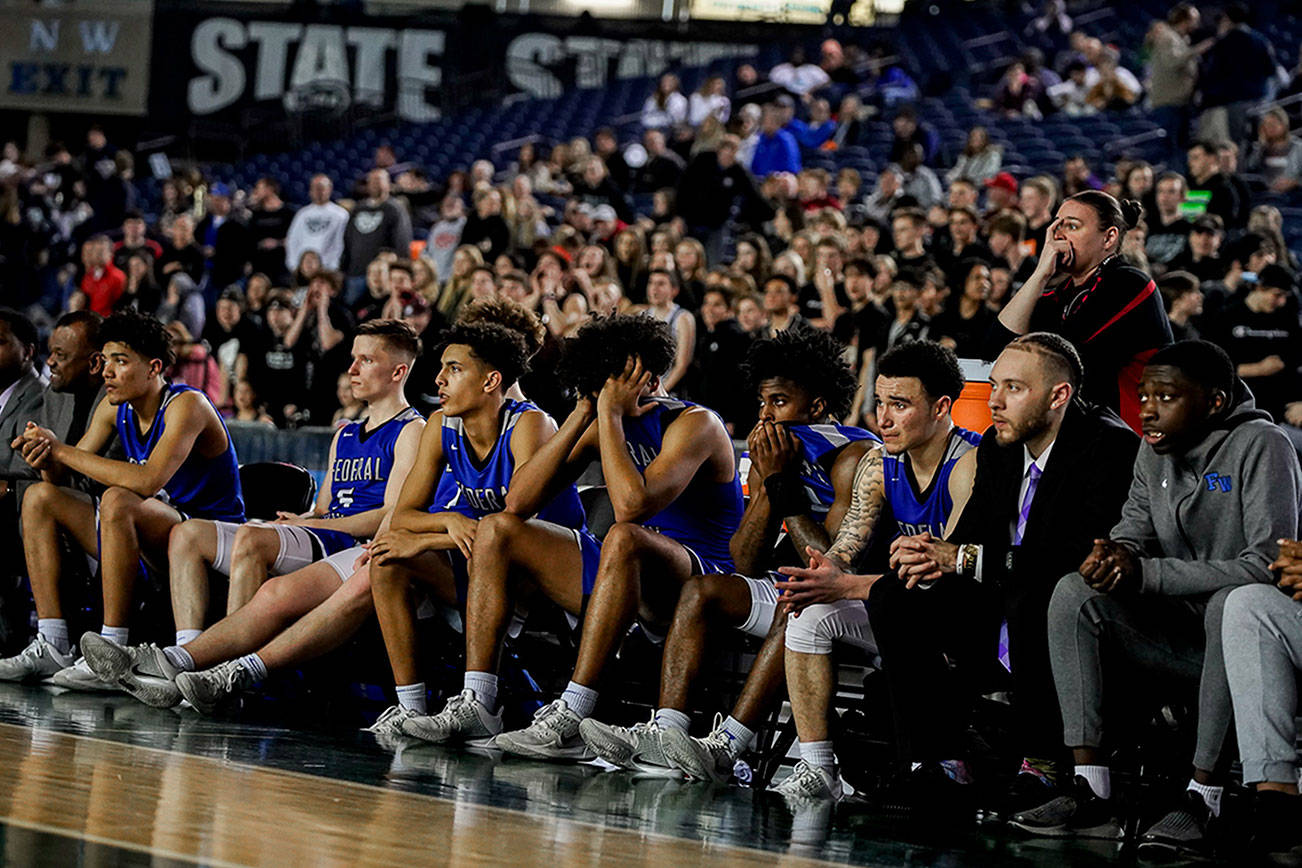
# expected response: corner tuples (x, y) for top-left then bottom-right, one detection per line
(0, 370), (48, 474)
(949, 399), (1139, 605)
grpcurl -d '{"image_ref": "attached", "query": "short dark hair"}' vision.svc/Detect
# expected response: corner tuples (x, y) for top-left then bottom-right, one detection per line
(877, 340), (964, 403)
(355, 318), (421, 362)
(54, 310), (104, 345)
(256, 176), (281, 195)
(1147, 340), (1234, 399)
(0, 308), (37, 350)
(742, 326), (858, 419)
(558, 314), (675, 397)
(764, 274), (798, 296)
(843, 257), (878, 278)
(99, 310), (175, 368)
(1158, 270), (1201, 310)
(388, 261), (414, 278)
(309, 270), (343, 294)
(440, 322), (531, 390)
(648, 267), (680, 289)
(1007, 331), (1083, 393)
(457, 297), (546, 359)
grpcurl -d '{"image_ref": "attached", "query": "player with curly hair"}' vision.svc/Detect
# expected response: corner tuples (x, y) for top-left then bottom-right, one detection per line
(578, 324), (879, 774)
(402, 313), (744, 756)
(1, 310), (246, 691)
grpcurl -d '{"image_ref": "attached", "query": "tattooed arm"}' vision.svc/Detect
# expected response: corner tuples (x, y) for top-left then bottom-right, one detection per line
(823, 445), (886, 570)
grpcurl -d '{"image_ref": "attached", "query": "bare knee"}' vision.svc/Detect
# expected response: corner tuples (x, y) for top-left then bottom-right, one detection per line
(169, 519), (210, 559)
(475, 512), (525, 552)
(369, 558), (408, 594)
(600, 522), (647, 561)
(99, 486), (144, 524)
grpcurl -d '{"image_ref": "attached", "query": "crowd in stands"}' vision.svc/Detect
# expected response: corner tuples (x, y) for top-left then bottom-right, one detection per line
(0, 1), (1302, 859)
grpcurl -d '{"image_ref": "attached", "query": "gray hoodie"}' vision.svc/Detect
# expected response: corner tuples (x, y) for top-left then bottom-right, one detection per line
(1112, 388), (1302, 596)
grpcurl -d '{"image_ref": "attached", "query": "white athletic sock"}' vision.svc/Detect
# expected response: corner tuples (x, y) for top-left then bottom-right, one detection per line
(395, 683), (427, 713)
(560, 681), (598, 718)
(175, 629), (202, 647)
(654, 708), (691, 733)
(1188, 779), (1223, 818)
(464, 672), (498, 711)
(37, 619), (69, 655)
(100, 626), (129, 646)
(163, 645), (195, 672)
(1076, 764), (1112, 800)
(720, 715), (756, 756)
(799, 740), (836, 774)
(236, 653), (267, 683)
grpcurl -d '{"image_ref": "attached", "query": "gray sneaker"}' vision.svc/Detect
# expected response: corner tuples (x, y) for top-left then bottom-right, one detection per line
(366, 704), (420, 739)
(0, 636), (75, 683)
(579, 716), (677, 775)
(175, 660), (254, 715)
(660, 716), (738, 784)
(400, 689), (502, 746)
(494, 699), (594, 761)
(48, 656), (118, 693)
(80, 634), (182, 708)
(771, 760), (844, 802)
(1137, 791), (1211, 856)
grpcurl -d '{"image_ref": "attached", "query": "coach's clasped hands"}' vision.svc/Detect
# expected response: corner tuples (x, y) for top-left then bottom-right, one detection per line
(1079, 538), (1139, 593)
(890, 532), (957, 588)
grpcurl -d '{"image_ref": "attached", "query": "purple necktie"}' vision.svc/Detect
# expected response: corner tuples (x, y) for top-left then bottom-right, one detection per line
(1013, 462), (1042, 547)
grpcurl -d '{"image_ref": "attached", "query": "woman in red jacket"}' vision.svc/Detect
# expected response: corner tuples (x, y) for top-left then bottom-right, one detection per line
(988, 191), (1172, 431)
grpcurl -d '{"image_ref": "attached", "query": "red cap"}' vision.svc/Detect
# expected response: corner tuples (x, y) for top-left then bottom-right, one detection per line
(984, 171), (1019, 194)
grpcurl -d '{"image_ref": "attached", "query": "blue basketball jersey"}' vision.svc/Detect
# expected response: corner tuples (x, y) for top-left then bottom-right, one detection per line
(788, 423), (880, 521)
(431, 398), (586, 529)
(116, 383), (245, 522)
(883, 426), (980, 537)
(325, 407), (423, 518)
(622, 398), (743, 566)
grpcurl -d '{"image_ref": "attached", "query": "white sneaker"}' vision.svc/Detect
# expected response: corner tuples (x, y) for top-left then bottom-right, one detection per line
(0, 636), (75, 683)
(771, 760), (844, 802)
(400, 689), (502, 746)
(493, 700), (594, 761)
(175, 660), (254, 715)
(366, 704), (420, 738)
(48, 657), (118, 693)
(579, 716), (677, 775)
(80, 634), (182, 708)
(659, 715), (738, 783)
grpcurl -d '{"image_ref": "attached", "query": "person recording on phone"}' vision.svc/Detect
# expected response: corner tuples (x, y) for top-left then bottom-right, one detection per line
(987, 191), (1172, 433)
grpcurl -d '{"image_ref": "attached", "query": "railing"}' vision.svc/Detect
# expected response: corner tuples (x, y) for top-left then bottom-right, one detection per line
(1102, 126), (1167, 155)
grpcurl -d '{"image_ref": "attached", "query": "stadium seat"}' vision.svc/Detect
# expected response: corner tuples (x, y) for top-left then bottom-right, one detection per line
(238, 463), (318, 521)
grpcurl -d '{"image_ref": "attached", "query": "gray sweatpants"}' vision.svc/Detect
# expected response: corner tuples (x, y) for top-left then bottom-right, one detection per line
(1223, 584), (1302, 786)
(1048, 573), (1235, 772)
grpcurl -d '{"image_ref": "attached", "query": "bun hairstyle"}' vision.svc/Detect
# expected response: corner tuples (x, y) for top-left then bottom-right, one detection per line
(1068, 191), (1145, 252)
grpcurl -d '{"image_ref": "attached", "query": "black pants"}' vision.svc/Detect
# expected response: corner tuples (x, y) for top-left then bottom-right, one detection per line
(866, 572), (1001, 762)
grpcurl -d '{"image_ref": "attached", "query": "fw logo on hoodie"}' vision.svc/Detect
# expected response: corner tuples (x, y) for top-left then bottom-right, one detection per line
(1204, 472), (1233, 493)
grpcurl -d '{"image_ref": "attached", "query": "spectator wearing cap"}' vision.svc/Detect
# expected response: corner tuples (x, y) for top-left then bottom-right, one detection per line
(984, 171), (1020, 219)
(751, 104), (802, 179)
(1198, 3), (1279, 147)
(196, 182), (251, 291)
(1018, 175), (1058, 257)
(1212, 264), (1302, 436)
(247, 177), (296, 284)
(1144, 171), (1193, 268)
(1168, 214), (1228, 283)
(286, 173), (349, 273)
(241, 290), (309, 426)
(1247, 109), (1302, 194)
(1187, 140), (1245, 231)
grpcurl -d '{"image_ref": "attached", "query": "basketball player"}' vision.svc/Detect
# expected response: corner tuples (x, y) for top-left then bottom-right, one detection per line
(0, 311), (245, 690)
(770, 340), (980, 800)
(439, 314), (745, 760)
(577, 327), (874, 773)
(79, 320), (424, 706)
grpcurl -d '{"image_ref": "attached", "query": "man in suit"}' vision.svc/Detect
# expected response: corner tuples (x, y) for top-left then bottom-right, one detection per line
(0, 309), (47, 499)
(781, 333), (1138, 811)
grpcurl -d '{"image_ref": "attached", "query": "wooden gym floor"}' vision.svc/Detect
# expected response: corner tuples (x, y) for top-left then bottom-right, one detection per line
(0, 682), (1239, 866)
